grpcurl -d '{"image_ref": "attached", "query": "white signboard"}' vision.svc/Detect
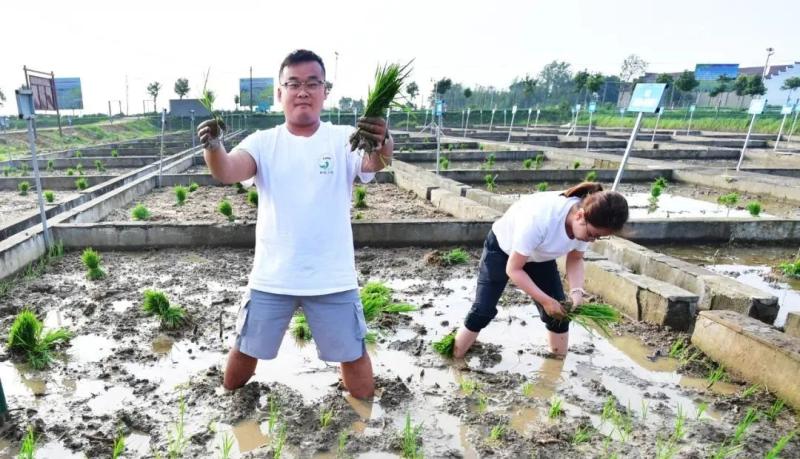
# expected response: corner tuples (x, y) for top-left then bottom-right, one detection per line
(748, 98), (767, 115)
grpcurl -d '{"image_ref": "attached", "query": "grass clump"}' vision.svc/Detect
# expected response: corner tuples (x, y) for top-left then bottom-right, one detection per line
(141, 289), (186, 329)
(247, 189), (258, 206)
(549, 396), (564, 419)
(18, 181), (30, 195)
(765, 431), (796, 459)
(400, 412), (423, 459)
(572, 160), (581, 169)
(94, 159), (105, 172)
(291, 312), (312, 341)
(44, 190), (55, 203)
(584, 170), (598, 182)
(717, 192), (739, 211)
(438, 156), (449, 170)
(354, 185), (367, 209)
(131, 203), (150, 221)
(489, 423), (506, 442)
(565, 302), (620, 336)
(74, 150), (82, 158)
(218, 200), (234, 222)
(537, 182), (549, 192)
(319, 407), (334, 429)
(7, 309), (73, 370)
(778, 259), (800, 278)
(75, 177), (89, 190)
(484, 174), (496, 192)
(441, 248), (468, 266)
(350, 61), (413, 154)
(81, 247), (106, 280)
(46, 160), (54, 172)
(431, 330), (456, 357)
(746, 201), (762, 217)
(571, 425), (592, 445)
(188, 182), (199, 192)
(18, 426), (37, 459)
(111, 149), (119, 158)
(534, 154), (544, 170)
(522, 158), (533, 169)
(765, 399), (785, 422)
(75, 163), (84, 175)
(66, 168), (75, 176)
(174, 185), (188, 206)
(706, 364), (726, 388)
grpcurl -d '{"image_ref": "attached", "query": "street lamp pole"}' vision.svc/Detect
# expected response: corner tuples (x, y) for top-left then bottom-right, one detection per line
(763, 47), (775, 78)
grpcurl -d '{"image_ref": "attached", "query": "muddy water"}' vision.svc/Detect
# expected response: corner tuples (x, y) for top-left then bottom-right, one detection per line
(653, 244), (800, 327)
(0, 247), (796, 458)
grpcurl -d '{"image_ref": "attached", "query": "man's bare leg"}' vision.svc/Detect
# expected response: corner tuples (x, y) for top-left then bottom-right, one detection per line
(223, 347), (258, 390)
(341, 351), (374, 399)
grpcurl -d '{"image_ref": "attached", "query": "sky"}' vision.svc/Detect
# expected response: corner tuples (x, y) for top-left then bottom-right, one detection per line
(1, 0), (798, 115)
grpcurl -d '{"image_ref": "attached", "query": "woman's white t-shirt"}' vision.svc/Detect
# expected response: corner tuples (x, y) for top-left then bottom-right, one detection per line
(235, 122), (374, 295)
(491, 192), (589, 262)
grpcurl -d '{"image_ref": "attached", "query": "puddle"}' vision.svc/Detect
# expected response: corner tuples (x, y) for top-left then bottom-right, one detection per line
(231, 419), (269, 453)
(111, 299), (134, 313)
(67, 334), (115, 363)
(654, 244), (800, 326)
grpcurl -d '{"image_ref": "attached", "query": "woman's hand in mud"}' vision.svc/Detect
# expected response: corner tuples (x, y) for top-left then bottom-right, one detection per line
(542, 297), (568, 320)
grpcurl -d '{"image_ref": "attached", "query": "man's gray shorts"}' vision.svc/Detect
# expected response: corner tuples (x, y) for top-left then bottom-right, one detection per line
(235, 288), (368, 363)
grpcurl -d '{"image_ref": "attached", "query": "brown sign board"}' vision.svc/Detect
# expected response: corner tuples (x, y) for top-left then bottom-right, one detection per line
(29, 75), (58, 111)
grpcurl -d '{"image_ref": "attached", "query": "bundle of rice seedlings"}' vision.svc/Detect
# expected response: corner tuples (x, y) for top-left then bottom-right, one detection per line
(746, 201), (762, 217)
(75, 178), (89, 191)
(131, 203), (150, 221)
(584, 170), (598, 182)
(81, 247), (106, 280)
(349, 61), (413, 154)
(441, 248), (469, 266)
(359, 281), (416, 322)
(18, 181), (30, 196)
(247, 189), (258, 206)
(536, 182), (549, 192)
(566, 302), (620, 336)
(44, 191), (55, 203)
(291, 312), (312, 341)
(199, 68), (226, 137)
(141, 289), (186, 329)
(432, 330), (456, 357)
(522, 158), (533, 170)
(354, 186), (367, 209)
(218, 200), (234, 222)
(7, 309), (73, 370)
(174, 185), (188, 206)
(778, 259), (800, 278)
(188, 182), (199, 192)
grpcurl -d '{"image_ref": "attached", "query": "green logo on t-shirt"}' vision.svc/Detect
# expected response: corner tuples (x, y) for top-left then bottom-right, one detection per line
(319, 155), (333, 175)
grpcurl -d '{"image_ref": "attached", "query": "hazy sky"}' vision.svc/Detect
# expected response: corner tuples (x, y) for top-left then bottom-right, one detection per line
(1, 0), (798, 115)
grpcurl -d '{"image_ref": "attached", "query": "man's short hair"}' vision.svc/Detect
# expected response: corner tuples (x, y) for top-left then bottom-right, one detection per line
(279, 50), (326, 80)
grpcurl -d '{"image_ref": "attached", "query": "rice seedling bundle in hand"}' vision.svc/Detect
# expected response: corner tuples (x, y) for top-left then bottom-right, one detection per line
(291, 312), (312, 340)
(199, 68), (226, 137)
(565, 302), (620, 336)
(349, 61), (413, 155)
(432, 330), (456, 357)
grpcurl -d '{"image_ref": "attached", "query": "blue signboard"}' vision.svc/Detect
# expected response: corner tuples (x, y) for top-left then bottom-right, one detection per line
(694, 64), (739, 81)
(627, 84), (667, 113)
(689, 104), (696, 113)
(54, 77), (83, 110)
(781, 105), (792, 115)
(748, 98), (767, 115)
(435, 100), (443, 116)
(239, 77), (274, 112)
(588, 102), (597, 113)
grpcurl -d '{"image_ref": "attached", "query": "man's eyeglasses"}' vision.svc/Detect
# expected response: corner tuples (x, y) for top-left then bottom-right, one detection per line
(280, 80), (327, 92)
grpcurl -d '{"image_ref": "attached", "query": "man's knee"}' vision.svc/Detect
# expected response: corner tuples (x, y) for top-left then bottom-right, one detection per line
(464, 306), (498, 332)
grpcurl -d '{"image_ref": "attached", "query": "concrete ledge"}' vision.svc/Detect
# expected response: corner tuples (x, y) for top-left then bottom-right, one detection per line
(429, 189), (502, 220)
(558, 258), (697, 330)
(592, 237), (779, 324)
(786, 312), (800, 338)
(49, 220), (493, 251)
(674, 168), (800, 203)
(395, 150), (541, 162)
(621, 219), (800, 244)
(440, 168), (672, 184)
(691, 310), (800, 410)
(0, 175), (125, 191)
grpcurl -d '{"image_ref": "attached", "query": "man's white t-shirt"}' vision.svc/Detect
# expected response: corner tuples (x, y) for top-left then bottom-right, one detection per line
(491, 191), (589, 262)
(235, 121), (374, 295)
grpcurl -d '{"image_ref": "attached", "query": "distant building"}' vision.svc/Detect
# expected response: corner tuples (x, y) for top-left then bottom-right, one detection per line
(169, 99), (211, 117)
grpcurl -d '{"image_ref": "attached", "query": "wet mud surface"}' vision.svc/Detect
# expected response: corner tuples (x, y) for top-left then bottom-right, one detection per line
(0, 246), (797, 458)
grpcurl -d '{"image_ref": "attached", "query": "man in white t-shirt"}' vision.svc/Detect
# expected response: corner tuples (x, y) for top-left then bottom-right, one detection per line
(197, 49), (393, 398)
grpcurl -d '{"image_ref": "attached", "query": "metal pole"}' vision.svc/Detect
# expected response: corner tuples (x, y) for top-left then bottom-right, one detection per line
(506, 110), (517, 142)
(464, 108), (471, 139)
(423, 109), (428, 129)
(435, 112), (441, 175)
(337, 108), (341, 125)
(190, 110), (196, 148)
(686, 110), (694, 135)
(612, 111), (644, 191)
(406, 110), (410, 131)
(736, 113), (757, 171)
(489, 109), (495, 132)
(651, 109), (662, 143)
(460, 110), (465, 134)
(525, 108), (532, 132)
(353, 108), (358, 127)
(586, 111), (593, 152)
(158, 109), (165, 187)
(774, 113), (788, 151)
(26, 117), (52, 250)
(534, 109), (540, 129)
(787, 110), (800, 145)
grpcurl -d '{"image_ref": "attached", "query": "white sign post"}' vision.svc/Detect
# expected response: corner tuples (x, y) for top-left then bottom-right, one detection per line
(507, 105), (518, 142)
(686, 104), (696, 135)
(503, 109), (507, 127)
(159, 109), (166, 188)
(775, 105), (793, 150)
(353, 107), (358, 127)
(787, 103), (800, 146)
(422, 109), (429, 130)
(525, 108), (532, 132)
(463, 107), (471, 139)
(534, 109), (541, 129)
(736, 98), (767, 171)
(460, 109), (465, 134)
(586, 102), (597, 152)
(435, 100), (443, 175)
(405, 109), (410, 132)
(612, 83), (668, 191)
(489, 108), (496, 132)
(337, 108), (341, 125)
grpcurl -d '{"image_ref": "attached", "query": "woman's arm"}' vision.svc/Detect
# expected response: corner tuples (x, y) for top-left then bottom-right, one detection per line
(565, 250), (586, 307)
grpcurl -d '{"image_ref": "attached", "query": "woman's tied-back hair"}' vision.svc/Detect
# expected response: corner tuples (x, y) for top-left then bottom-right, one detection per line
(562, 182), (629, 231)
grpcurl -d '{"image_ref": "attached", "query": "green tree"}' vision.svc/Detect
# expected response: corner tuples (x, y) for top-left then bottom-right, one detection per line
(463, 87), (472, 99)
(781, 77), (800, 103)
(538, 61), (573, 105)
(709, 75), (734, 110)
(435, 78), (452, 96)
(0, 88), (5, 107)
(618, 54), (648, 104)
(147, 81), (162, 113)
(338, 97), (354, 111)
(406, 81), (419, 108)
(573, 70), (590, 104)
(174, 78), (190, 99)
(746, 75), (766, 97)
(674, 70), (699, 107)
(586, 73), (604, 99)
(234, 94), (240, 111)
(656, 73), (675, 107)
